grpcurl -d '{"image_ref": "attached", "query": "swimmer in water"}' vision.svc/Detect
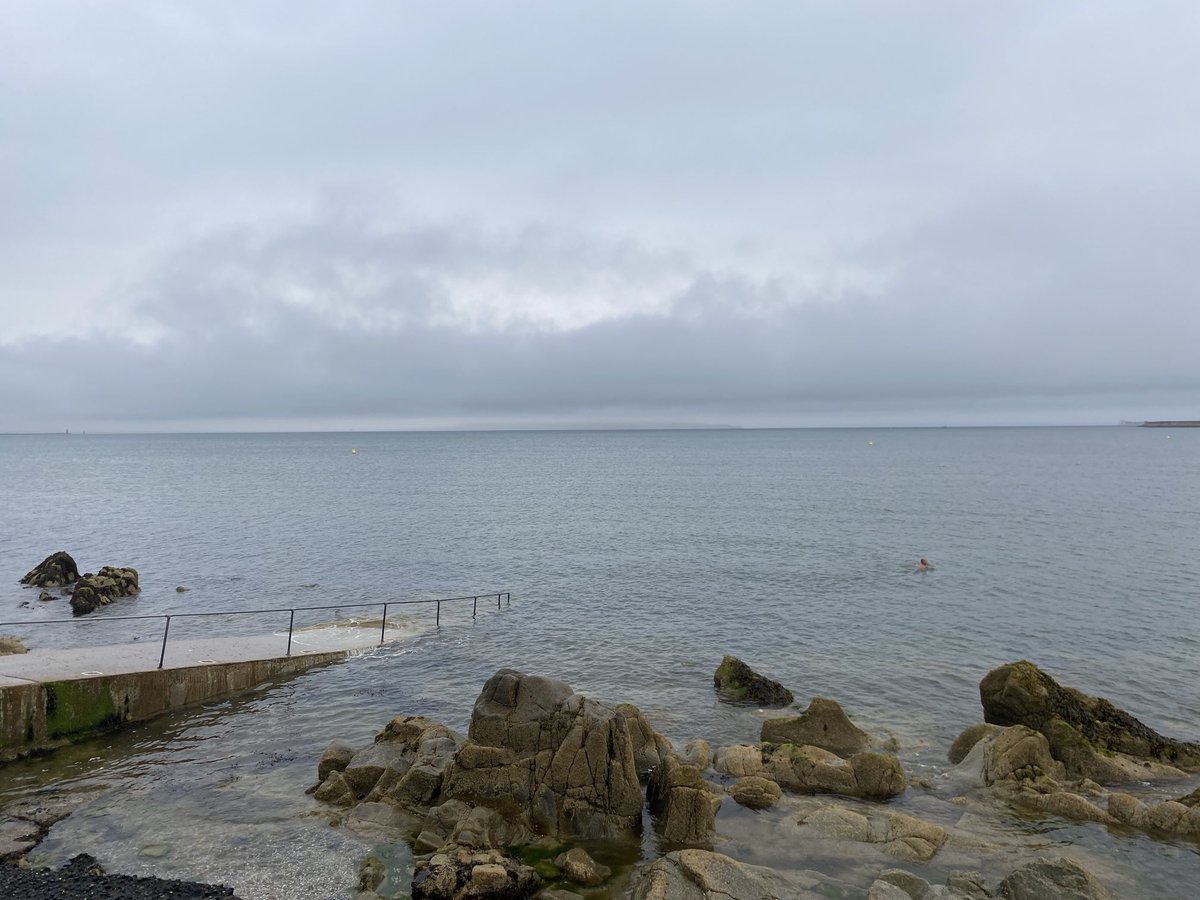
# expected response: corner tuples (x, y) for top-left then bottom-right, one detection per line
(917, 558), (931, 571)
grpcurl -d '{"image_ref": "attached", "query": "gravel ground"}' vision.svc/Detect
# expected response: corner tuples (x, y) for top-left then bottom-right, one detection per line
(0, 854), (244, 899)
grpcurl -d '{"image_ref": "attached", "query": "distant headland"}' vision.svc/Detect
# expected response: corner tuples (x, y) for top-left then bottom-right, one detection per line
(1139, 420), (1200, 428)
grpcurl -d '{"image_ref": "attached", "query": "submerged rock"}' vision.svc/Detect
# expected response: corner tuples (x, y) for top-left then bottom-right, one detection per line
(728, 775), (781, 809)
(996, 856), (1115, 900)
(979, 660), (1200, 779)
(796, 806), (947, 862)
(1107, 791), (1200, 836)
(70, 566), (140, 616)
(19, 551), (79, 588)
(712, 655), (794, 706)
(761, 696), (873, 757)
(411, 847), (538, 900)
(949, 723), (1004, 764)
(627, 849), (826, 900)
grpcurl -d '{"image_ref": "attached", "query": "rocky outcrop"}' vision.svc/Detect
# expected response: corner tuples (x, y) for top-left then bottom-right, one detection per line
(714, 742), (905, 800)
(712, 656), (794, 706)
(980, 660), (1200, 779)
(440, 670), (644, 840)
(761, 697), (873, 757)
(646, 754), (723, 847)
(70, 566), (140, 616)
(20, 551), (79, 588)
(797, 806), (947, 861)
(627, 849), (826, 900)
(996, 856), (1115, 900)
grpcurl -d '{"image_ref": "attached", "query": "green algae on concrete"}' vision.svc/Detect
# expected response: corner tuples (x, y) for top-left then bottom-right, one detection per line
(45, 679), (121, 740)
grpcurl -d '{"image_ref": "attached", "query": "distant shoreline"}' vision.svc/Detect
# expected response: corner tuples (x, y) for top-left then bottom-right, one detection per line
(1139, 420), (1200, 428)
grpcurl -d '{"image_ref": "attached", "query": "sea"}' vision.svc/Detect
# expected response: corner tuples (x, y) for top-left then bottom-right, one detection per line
(0, 427), (1197, 898)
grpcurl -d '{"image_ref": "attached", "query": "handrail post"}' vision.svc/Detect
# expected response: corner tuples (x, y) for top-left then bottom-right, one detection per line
(497, 593), (501, 610)
(472, 596), (477, 618)
(436, 600), (440, 627)
(506, 592), (510, 606)
(286, 609), (295, 657)
(380, 602), (388, 645)
(158, 616), (172, 669)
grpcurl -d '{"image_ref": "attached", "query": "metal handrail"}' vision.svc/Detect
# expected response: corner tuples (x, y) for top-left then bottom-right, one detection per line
(0, 592), (512, 669)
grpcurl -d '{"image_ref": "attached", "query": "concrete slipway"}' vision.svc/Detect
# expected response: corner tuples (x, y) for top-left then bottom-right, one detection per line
(0, 622), (417, 762)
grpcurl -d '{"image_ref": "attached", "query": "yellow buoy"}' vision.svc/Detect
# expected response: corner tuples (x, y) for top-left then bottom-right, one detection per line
(351, 448), (357, 454)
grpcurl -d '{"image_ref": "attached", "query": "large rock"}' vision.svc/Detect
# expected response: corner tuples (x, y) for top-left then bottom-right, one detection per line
(440, 669), (644, 840)
(980, 661), (1200, 777)
(996, 856), (1115, 900)
(69, 566), (140, 616)
(949, 723), (1004, 764)
(761, 697), (872, 757)
(646, 754), (723, 847)
(20, 552), (79, 588)
(713, 656), (794, 706)
(627, 849), (825, 900)
(728, 776), (781, 810)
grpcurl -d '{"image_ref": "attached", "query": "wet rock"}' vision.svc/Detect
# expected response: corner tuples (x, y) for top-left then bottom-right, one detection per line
(615, 703), (673, 780)
(980, 660), (1200, 778)
(996, 856), (1115, 899)
(949, 723), (1004, 764)
(0, 818), (41, 861)
(646, 754), (723, 847)
(713, 655), (794, 706)
(441, 669), (644, 840)
(70, 566), (140, 616)
(870, 868), (993, 899)
(0, 636), (28, 655)
(1026, 790), (1114, 825)
(681, 739), (711, 769)
(552, 848), (610, 887)
(20, 551), (79, 588)
(317, 739), (357, 782)
(627, 848), (825, 900)
(761, 696), (873, 757)
(37, 589), (54, 602)
(729, 775), (781, 809)
(176, 585), (190, 592)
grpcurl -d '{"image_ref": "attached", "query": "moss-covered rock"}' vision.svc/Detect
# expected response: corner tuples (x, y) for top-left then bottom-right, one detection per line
(69, 566), (140, 617)
(979, 660), (1200, 777)
(19, 552), (79, 588)
(712, 656), (793, 707)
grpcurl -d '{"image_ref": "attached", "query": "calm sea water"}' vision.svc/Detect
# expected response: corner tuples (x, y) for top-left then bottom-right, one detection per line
(1, 427), (1198, 897)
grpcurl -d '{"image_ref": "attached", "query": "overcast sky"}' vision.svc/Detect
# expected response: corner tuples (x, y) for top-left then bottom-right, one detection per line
(3, 1), (1198, 431)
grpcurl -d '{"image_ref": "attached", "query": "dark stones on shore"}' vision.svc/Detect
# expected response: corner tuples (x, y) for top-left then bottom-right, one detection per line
(19, 551), (80, 588)
(713, 655), (794, 706)
(70, 566), (140, 616)
(0, 854), (243, 900)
